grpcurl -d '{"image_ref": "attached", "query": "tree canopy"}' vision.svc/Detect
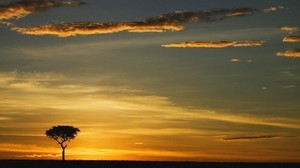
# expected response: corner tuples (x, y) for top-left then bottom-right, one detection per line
(45, 125), (80, 144)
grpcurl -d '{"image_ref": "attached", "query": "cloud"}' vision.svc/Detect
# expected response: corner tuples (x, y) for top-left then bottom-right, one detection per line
(232, 41), (265, 47)
(280, 26), (299, 32)
(161, 40), (265, 48)
(276, 48), (300, 58)
(0, 117), (12, 121)
(282, 85), (295, 89)
(261, 86), (268, 90)
(0, 20), (12, 26)
(11, 21), (184, 37)
(16, 153), (59, 158)
(145, 8), (257, 23)
(283, 36), (300, 43)
(230, 58), (240, 62)
(10, 7), (257, 37)
(280, 26), (299, 35)
(222, 135), (295, 141)
(263, 6), (286, 13)
(162, 41), (233, 48)
(1, 71), (300, 130)
(230, 58), (252, 63)
(0, 0), (85, 22)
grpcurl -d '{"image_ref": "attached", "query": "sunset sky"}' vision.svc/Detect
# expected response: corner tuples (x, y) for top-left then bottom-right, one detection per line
(0, 0), (300, 162)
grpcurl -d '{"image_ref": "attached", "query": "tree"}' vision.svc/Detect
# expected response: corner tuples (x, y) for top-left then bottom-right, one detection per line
(45, 125), (80, 161)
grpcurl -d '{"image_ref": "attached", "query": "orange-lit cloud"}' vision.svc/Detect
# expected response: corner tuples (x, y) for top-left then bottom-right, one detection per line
(11, 7), (257, 37)
(12, 22), (184, 37)
(263, 6), (286, 13)
(0, 0), (84, 22)
(161, 40), (265, 48)
(283, 36), (300, 43)
(280, 26), (299, 32)
(276, 48), (300, 58)
(232, 41), (265, 47)
(161, 41), (235, 48)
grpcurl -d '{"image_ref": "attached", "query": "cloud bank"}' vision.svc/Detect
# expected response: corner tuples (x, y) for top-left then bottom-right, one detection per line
(0, 0), (84, 22)
(276, 48), (300, 58)
(283, 36), (300, 43)
(11, 7), (257, 37)
(161, 40), (265, 48)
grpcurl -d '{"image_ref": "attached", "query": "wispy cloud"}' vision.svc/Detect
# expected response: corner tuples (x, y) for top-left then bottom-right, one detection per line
(16, 153), (59, 158)
(222, 135), (295, 141)
(276, 48), (300, 58)
(1, 71), (299, 130)
(11, 7), (257, 37)
(0, 0), (85, 23)
(280, 26), (299, 32)
(282, 85), (295, 89)
(263, 6), (286, 13)
(161, 40), (265, 48)
(283, 36), (300, 43)
(0, 117), (12, 121)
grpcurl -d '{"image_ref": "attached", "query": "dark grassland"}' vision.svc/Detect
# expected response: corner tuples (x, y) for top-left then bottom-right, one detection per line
(1, 160), (299, 168)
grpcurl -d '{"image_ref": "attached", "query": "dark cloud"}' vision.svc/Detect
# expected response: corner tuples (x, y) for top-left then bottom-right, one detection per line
(145, 8), (257, 24)
(10, 7), (258, 37)
(222, 135), (295, 141)
(0, 0), (85, 21)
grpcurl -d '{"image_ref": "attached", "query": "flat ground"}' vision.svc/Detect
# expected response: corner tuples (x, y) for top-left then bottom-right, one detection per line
(0, 160), (299, 168)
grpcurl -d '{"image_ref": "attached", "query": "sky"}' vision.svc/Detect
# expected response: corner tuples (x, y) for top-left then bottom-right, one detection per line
(0, 0), (300, 162)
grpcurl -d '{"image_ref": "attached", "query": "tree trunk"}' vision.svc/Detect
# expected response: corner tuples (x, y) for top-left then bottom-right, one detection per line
(60, 143), (67, 161)
(62, 146), (66, 161)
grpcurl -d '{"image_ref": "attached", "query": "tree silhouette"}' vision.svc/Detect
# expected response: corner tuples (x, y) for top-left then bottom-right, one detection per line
(45, 125), (80, 161)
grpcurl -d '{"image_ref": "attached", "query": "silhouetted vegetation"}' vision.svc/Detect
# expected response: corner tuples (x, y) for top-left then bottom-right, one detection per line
(45, 125), (80, 161)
